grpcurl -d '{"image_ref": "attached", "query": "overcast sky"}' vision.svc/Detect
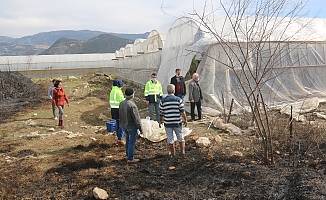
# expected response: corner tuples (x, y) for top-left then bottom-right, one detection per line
(0, 0), (325, 38)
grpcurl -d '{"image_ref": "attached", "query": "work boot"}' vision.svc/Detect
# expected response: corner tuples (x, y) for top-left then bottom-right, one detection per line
(117, 140), (126, 146)
(60, 120), (64, 128)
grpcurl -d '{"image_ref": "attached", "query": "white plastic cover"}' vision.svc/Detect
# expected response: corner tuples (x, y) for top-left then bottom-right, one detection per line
(157, 16), (326, 113)
(0, 53), (115, 71)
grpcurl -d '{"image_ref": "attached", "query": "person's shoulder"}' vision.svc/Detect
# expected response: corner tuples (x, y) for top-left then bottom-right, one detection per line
(120, 99), (127, 105)
(164, 95), (179, 101)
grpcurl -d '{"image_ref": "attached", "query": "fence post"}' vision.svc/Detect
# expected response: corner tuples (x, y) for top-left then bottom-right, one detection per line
(227, 98), (234, 123)
(290, 105), (293, 138)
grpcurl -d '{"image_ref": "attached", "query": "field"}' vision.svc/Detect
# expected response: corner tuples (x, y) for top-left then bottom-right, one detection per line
(0, 73), (326, 199)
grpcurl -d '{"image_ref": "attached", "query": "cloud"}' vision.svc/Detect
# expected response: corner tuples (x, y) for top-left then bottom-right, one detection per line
(0, 0), (325, 38)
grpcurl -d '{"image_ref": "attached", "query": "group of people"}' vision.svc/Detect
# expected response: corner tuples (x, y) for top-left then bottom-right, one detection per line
(144, 70), (202, 123)
(110, 69), (203, 163)
(47, 70), (203, 163)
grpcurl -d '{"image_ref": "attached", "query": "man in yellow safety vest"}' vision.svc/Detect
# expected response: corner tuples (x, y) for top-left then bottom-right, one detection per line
(144, 72), (163, 122)
(110, 78), (125, 146)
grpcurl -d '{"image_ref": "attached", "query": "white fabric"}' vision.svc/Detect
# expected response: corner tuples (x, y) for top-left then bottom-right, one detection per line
(140, 118), (191, 142)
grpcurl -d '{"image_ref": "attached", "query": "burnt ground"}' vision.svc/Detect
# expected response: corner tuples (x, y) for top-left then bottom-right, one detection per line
(0, 71), (45, 122)
(0, 72), (326, 200)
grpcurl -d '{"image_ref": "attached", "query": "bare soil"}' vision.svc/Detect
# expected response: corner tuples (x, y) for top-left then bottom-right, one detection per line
(0, 73), (326, 200)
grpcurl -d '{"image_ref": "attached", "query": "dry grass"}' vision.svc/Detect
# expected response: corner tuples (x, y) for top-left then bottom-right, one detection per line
(0, 74), (326, 199)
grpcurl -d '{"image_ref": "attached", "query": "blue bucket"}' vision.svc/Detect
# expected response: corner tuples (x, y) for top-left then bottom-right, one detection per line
(106, 120), (116, 132)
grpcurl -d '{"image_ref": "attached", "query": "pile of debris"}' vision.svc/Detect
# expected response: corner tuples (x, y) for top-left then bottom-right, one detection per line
(0, 71), (42, 121)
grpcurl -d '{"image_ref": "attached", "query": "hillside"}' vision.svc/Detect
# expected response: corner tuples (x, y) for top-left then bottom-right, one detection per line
(39, 34), (134, 55)
(0, 30), (148, 56)
(110, 32), (150, 41)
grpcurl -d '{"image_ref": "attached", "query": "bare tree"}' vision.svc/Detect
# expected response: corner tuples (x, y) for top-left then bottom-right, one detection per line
(189, 0), (312, 165)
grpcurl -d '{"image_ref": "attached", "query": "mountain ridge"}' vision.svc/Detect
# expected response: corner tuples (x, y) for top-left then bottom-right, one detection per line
(0, 30), (149, 56)
(39, 34), (134, 55)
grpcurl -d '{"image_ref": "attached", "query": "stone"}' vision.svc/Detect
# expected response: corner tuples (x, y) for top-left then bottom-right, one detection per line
(230, 151), (243, 157)
(196, 137), (210, 147)
(307, 153), (314, 158)
(30, 131), (39, 136)
(66, 132), (83, 139)
(214, 135), (222, 143)
(48, 128), (55, 132)
(168, 166), (176, 170)
(207, 154), (214, 160)
(242, 171), (251, 176)
(25, 119), (37, 126)
(190, 135), (199, 142)
(93, 187), (109, 200)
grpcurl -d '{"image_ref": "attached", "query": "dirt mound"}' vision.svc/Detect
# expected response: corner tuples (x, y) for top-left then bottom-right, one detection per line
(0, 71), (43, 122)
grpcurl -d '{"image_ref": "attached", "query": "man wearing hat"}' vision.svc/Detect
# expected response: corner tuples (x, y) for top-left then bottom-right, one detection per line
(110, 78), (125, 145)
(119, 88), (143, 163)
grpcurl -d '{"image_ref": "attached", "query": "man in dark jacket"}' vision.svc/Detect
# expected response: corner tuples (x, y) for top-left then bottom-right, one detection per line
(119, 88), (143, 163)
(170, 69), (186, 103)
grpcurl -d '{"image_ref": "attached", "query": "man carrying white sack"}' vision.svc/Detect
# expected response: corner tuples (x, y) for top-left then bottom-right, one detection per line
(159, 84), (188, 156)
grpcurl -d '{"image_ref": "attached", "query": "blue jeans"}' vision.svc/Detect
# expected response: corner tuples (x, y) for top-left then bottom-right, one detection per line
(123, 128), (138, 160)
(149, 101), (160, 122)
(51, 101), (56, 118)
(115, 119), (125, 141)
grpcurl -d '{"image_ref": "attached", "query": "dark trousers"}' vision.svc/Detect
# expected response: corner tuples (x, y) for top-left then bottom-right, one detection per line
(190, 100), (202, 120)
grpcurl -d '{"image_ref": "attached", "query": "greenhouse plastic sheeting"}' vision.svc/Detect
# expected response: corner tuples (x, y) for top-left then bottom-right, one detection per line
(155, 16), (326, 112)
(0, 53), (115, 71)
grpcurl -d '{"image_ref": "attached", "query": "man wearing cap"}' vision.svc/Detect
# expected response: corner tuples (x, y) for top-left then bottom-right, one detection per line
(110, 78), (125, 146)
(144, 72), (163, 122)
(159, 84), (187, 156)
(119, 88), (143, 163)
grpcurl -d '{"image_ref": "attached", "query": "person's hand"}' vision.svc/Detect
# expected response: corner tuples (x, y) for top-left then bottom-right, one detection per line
(183, 121), (188, 127)
(67, 104), (70, 106)
(159, 121), (163, 128)
(140, 131), (143, 135)
(184, 94), (186, 96)
(145, 101), (149, 106)
(190, 99), (194, 103)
